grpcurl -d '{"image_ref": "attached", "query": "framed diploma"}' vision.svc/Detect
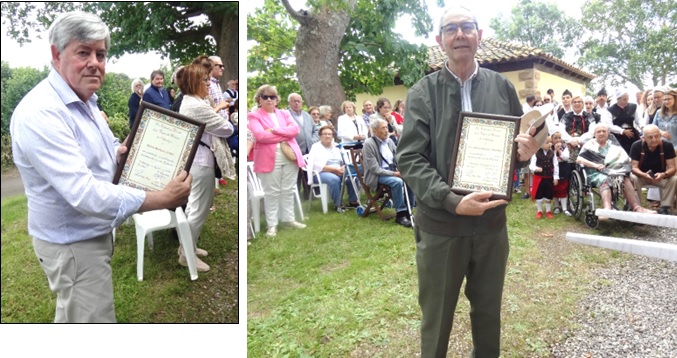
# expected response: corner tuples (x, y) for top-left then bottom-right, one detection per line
(448, 112), (521, 200)
(113, 102), (205, 191)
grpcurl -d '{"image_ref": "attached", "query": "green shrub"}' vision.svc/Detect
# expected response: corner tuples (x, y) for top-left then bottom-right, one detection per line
(1, 134), (12, 170)
(108, 112), (130, 140)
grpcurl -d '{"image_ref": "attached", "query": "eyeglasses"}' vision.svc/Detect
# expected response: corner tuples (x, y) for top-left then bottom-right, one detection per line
(215, 64), (224, 69)
(440, 22), (478, 36)
(310, 112), (320, 116)
(543, 99), (551, 102)
(261, 95), (277, 101)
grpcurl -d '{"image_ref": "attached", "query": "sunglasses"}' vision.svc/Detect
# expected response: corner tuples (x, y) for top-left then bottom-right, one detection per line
(261, 95), (277, 101)
(215, 64), (224, 69)
(544, 99), (551, 102)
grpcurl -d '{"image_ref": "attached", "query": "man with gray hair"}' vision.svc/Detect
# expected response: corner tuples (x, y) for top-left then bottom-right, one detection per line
(363, 117), (414, 227)
(397, 5), (538, 357)
(10, 11), (192, 323)
(287, 93), (319, 155)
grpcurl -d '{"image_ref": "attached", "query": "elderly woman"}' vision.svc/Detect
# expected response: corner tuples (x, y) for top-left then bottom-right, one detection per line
(248, 85), (306, 237)
(369, 98), (400, 145)
(608, 89), (641, 154)
(576, 124), (655, 218)
(318, 105), (333, 128)
(306, 125), (359, 212)
(177, 64), (235, 272)
(127, 78), (144, 128)
(308, 106), (321, 128)
(336, 101), (367, 143)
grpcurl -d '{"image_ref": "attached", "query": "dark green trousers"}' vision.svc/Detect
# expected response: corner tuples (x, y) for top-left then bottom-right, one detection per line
(416, 224), (509, 358)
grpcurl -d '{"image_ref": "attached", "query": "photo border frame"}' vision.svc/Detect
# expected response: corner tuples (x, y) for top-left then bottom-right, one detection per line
(113, 101), (205, 191)
(448, 111), (521, 201)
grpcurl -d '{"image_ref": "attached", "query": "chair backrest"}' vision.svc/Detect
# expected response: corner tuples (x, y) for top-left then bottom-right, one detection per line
(349, 149), (364, 182)
(247, 162), (264, 193)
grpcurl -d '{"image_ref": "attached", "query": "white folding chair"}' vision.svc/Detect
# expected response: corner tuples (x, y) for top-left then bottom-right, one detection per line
(302, 154), (329, 214)
(132, 207), (198, 281)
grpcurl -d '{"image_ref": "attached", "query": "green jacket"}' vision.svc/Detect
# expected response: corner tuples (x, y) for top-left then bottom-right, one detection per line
(396, 66), (524, 236)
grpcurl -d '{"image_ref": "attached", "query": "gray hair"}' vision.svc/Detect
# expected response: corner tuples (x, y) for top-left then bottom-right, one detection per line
(318, 105), (332, 118)
(288, 92), (302, 102)
(370, 117), (386, 132)
(48, 12), (110, 54)
(208, 55), (222, 63)
(439, 6), (477, 35)
(131, 78), (144, 92)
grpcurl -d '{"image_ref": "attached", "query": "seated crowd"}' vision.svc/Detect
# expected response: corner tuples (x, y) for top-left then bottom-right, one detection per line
(246, 83), (676, 240)
(525, 86), (676, 219)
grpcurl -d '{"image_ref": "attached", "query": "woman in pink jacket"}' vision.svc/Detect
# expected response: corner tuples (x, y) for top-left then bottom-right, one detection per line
(247, 85), (306, 237)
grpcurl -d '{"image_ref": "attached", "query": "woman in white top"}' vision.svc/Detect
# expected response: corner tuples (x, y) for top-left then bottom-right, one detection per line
(306, 125), (359, 212)
(177, 64), (234, 272)
(336, 100), (367, 143)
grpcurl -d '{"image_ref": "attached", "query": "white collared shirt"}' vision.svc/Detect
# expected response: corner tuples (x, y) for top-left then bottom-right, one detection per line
(444, 60), (479, 112)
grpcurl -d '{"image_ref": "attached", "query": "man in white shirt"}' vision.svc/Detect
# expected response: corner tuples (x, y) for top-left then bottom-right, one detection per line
(10, 11), (191, 323)
(594, 87), (612, 124)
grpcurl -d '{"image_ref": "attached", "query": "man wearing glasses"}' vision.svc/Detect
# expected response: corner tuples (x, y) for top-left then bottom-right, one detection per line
(397, 6), (538, 357)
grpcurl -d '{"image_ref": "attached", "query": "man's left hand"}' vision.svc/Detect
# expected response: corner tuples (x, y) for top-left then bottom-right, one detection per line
(515, 126), (539, 161)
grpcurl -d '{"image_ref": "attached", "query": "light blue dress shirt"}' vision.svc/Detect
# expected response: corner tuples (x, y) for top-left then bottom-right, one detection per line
(10, 70), (146, 244)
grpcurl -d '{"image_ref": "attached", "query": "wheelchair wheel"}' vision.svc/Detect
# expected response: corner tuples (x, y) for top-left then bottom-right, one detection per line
(356, 205), (365, 216)
(585, 213), (599, 229)
(568, 170), (584, 219)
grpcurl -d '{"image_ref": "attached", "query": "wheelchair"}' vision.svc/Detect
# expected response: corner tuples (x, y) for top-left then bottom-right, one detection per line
(567, 163), (628, 229)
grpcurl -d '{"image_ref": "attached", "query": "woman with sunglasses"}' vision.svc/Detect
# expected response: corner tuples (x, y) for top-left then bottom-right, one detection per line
(176, 64), (235, 272)
(247, 85), (306, 237)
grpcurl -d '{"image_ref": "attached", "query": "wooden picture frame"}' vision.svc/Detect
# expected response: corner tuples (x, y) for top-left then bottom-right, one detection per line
(448, 111), (521, 200)
(113, 102), (205, 191)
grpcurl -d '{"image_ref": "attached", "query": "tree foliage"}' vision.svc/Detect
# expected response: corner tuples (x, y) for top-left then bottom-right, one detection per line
(489, 0), (577, 59)
(1, 63), (49, 136)
(248, 0), (437, 115)
(0, 2), (239, 85)
(579, 0), (676, 90)
(247, 0), (300, 110)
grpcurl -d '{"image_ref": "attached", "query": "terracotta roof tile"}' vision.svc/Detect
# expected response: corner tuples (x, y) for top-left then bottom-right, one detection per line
(428, 38), (595, 80)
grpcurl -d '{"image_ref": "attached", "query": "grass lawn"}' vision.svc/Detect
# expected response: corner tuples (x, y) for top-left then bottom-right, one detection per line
(247, 193), (641, 357)
(1, 178), (240, 323)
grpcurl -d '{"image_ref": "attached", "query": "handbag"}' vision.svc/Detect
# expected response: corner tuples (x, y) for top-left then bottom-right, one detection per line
(280, 141), (297, 162)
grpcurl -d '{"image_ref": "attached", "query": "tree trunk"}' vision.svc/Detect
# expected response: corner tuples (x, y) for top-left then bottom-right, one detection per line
(208, 11), (238, 91)
(283, 1), (356, 122)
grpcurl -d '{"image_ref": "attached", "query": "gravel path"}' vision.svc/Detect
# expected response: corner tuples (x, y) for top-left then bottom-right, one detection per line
(551, 225), (677, 358)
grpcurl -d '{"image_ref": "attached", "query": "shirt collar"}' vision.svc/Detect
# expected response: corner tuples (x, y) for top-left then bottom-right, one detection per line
(444, 60), (479, 84)
(47, 69), (97, 105)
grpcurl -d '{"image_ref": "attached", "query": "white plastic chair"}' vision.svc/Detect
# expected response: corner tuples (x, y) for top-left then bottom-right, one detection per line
(302, 154), (329, 214)
(132, 207), (198, 281)
(247, 162), (265, 233)
(247, 161), (305, 232)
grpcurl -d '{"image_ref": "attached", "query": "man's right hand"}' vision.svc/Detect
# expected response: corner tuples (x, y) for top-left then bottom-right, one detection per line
(455, 191), (507, 216)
